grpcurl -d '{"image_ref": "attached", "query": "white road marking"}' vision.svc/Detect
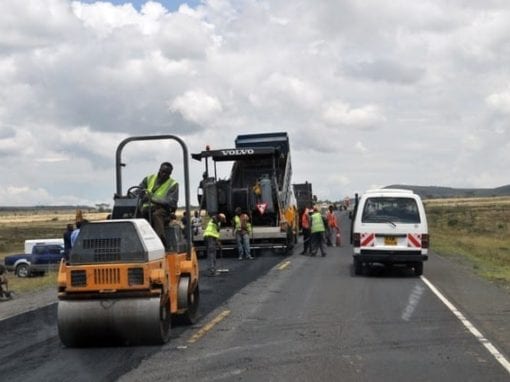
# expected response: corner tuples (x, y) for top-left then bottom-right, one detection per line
(277, 260), (291, 270)
(401, 283), (425, 321)
(421, 276), (510, 375)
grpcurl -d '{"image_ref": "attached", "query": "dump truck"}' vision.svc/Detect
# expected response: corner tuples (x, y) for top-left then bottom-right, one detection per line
(191, 132), (298, 255)
(57, 135), (199, 346)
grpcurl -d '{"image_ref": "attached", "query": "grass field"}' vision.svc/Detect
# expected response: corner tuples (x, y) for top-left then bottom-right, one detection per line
(425, 196), (510, 289)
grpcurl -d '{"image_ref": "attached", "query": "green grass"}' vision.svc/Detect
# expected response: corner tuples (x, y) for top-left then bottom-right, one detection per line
(4, 271), (57, 294)
(426, 200), (510, 288)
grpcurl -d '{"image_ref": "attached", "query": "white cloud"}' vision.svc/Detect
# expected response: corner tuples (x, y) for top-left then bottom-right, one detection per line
(321, 101), (386, 129)
(169, 90), (223, 125)
(354, 141), (368, 154)
(486, 89), (510, 114)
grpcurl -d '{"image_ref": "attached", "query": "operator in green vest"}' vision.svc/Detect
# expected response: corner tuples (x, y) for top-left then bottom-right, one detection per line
(139, 162), (179, 245)
(310, 206), (327, 257)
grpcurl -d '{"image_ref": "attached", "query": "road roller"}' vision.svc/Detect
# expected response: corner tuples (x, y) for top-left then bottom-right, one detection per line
(57, 135), (199, 346)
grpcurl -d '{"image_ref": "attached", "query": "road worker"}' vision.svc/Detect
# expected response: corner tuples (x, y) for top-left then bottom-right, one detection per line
(326, 205), (340, 247)
(300, 208), (312, 255)
(138, 162), (179, 245)
(203, 213), (226, 276)
(234, 207), (253, 260)
(310, 207), (327, 257)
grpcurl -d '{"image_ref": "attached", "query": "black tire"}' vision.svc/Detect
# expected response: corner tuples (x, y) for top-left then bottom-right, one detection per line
(159, 297), (172, 344)
(283, 227), (295, 256)
(414, 262), (423, 276)
(16, 264), (30, 278)
(354, 258), (362, 275)
(177, 276), (200, 325)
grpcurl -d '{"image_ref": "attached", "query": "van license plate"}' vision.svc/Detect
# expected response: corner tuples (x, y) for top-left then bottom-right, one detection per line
(384, 236), (397, 245)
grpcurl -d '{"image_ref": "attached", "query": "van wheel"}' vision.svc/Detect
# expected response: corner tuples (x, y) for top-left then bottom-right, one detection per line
(16, 264), (30, 278)
(354, 258), (362, 275)
(414, 263), (423, 276)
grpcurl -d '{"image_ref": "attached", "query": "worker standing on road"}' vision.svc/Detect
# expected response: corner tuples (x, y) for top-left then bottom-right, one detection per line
(234, 207), (253, 260)
(203, 213), (226, 276)
(326, 205), (340, 247)
(310, 207), (327, 257)
(300, 208), (312, 255)
(139, 162), (179, 245)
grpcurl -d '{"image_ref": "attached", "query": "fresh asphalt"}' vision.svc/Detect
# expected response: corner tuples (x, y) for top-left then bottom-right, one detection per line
(0, 211), (509, 381)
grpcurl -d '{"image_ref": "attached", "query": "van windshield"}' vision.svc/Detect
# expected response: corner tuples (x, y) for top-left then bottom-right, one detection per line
(361, 197), (421, 224)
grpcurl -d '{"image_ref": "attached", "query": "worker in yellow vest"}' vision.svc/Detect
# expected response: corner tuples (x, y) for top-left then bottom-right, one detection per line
(310, 206), (327, 257)
(234, 207), (253, 260)
(204, 213), (226, 276)
(139, 162), (179, 245)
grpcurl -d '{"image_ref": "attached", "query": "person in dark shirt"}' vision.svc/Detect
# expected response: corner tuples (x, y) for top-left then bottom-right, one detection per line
(63, 223), (74, 260)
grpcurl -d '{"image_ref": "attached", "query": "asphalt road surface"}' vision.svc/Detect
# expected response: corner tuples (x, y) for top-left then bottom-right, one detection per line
(1, 212), (509, 382)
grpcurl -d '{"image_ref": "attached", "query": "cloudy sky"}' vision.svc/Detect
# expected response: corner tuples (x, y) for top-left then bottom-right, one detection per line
(1, 0), (510, 207)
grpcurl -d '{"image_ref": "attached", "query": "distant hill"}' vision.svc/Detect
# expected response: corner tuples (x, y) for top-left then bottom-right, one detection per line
(384, 184), (510, 199)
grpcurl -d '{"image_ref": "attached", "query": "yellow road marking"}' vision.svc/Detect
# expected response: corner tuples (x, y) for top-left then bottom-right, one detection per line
(277, 260), (291, 270)
(187, 310), (231, 344)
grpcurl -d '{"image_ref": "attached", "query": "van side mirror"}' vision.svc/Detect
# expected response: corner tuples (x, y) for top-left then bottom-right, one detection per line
(348, 211), (353, 219)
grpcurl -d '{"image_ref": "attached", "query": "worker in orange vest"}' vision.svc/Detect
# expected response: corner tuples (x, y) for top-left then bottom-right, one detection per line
(300, 208), (312, 255)
(326, 205), (340, 247)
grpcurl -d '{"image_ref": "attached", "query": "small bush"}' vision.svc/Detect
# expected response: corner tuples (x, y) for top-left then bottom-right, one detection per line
(447, 218), (458, 227)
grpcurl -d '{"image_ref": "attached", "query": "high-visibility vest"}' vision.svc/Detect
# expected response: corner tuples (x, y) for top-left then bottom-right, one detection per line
(234, 214), (252, 233)
(204, 219), (220, 239)
(311, 212), (325, 233)
(301, 211), (310, 229)
(327, 212), (337, 228)
(144, 174), (177, 207)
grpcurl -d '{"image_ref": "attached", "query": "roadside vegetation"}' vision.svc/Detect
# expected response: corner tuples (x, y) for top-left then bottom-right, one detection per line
(425, 197), (510, 289)
(0, 209), (108, 294)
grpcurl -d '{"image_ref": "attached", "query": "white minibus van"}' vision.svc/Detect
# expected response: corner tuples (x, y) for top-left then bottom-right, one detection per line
(351, 189), (428, 276)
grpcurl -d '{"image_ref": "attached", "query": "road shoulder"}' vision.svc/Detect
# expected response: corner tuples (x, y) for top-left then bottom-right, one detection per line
(0, 286), (57, 321)
(425, 252), (510, 361)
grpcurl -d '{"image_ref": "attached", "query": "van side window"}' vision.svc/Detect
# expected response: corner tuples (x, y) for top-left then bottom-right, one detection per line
(361, 197), (420, 224)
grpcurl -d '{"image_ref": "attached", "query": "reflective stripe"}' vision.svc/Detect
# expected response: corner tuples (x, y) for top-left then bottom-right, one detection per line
(361, 233), (375, 247)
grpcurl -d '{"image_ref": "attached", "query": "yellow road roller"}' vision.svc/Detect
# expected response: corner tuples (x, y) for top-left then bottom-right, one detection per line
(57, 135), (199, 346)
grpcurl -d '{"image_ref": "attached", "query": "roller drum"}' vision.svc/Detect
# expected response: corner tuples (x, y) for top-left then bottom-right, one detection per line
(58, 297), (170, 347)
